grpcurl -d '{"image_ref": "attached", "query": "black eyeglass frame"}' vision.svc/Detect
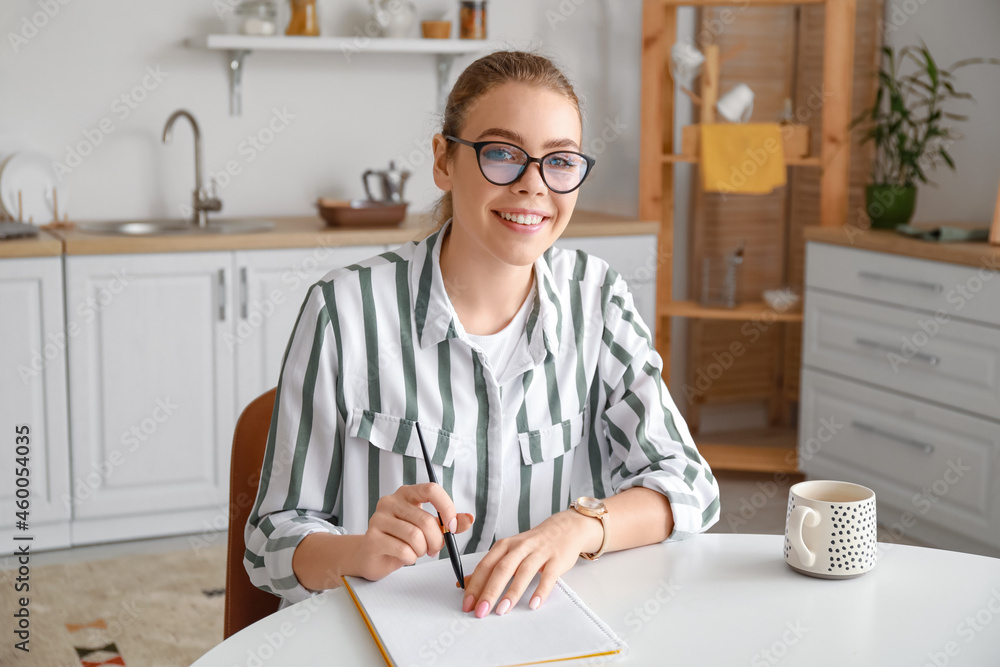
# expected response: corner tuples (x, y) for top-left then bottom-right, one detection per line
(445, 135), (596, 194)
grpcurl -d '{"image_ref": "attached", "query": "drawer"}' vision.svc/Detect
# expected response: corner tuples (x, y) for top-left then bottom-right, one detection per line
(806, 242), (1000, 327)
(799, 369), (1000, 547)
(803, 289), (1000, 419)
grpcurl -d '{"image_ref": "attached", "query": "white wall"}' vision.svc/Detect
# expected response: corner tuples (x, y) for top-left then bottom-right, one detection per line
(883, 0), (1000, 224)
(0, 0), (541, 222)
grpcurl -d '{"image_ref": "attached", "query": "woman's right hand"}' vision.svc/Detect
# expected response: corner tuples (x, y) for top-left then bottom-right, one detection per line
(352, 482), (474, 582)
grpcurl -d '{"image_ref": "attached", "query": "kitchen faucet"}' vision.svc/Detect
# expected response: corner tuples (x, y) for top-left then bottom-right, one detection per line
(162, 109), (221, 229)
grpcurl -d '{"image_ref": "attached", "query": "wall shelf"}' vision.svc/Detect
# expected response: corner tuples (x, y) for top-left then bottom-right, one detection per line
(188, 35), (490, 116)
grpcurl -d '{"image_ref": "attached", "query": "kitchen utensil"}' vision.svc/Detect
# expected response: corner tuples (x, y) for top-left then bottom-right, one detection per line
(421, 20), (451, 39)
(362, 161), (410, 203)
(316, 198), (407, 228)
(0, 151), (59, 224)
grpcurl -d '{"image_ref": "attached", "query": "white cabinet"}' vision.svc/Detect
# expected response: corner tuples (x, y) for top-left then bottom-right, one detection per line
(554, 235), (658, 339)
(800, 242), (1000, 557)
(233, 245), (385, 413)
(65, 252), (237, 544)
(64, 245), (386, 544)
(0, 257), (72, 553)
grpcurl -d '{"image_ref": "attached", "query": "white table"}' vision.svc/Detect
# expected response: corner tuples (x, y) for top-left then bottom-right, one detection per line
(193, 534), (1000, 666)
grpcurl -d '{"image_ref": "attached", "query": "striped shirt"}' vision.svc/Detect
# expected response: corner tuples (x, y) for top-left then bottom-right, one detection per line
(245, 220), (721, 605)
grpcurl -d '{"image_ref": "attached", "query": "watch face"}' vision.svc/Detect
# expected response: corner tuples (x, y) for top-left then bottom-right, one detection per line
(576, 496), (604, 511)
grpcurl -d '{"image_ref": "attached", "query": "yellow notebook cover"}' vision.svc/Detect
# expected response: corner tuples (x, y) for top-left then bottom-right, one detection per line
(342, 554), (627, 667)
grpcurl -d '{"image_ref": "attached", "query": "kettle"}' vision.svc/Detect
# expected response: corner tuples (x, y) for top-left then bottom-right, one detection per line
(363, 161), (410, 203)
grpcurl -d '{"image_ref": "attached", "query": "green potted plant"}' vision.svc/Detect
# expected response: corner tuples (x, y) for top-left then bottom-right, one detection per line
(852, 44), (998, 230)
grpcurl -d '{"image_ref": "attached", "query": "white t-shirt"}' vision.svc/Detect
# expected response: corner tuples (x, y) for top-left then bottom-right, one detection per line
(467, 280), (536, 380)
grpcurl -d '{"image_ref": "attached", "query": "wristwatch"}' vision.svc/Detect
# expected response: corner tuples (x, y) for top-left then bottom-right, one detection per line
(570, 496), (609, 560)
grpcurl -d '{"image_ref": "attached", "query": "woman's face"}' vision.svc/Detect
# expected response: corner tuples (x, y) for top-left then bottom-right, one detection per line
(433, 82), (583, 270)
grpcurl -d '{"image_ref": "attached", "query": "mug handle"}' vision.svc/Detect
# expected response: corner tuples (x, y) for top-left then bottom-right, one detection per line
(787, 505), (820, 567)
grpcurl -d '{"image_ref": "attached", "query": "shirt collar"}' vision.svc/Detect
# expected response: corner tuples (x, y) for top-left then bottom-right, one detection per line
(408, 218), (561, 361)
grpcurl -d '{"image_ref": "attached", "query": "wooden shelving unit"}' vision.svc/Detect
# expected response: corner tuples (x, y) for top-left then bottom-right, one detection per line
(640, 0), (858, 474)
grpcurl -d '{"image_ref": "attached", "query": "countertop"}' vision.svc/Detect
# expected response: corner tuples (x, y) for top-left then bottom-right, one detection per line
(0, 229), (63, 259)
(32, 210), (656, 257)
(804, 225), (1000, 269)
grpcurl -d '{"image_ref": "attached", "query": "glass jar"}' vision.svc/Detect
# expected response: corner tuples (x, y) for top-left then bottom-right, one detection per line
(286, 0), (320, 36)
(236, 0), (279, 36)
(459, 0), (487, 39)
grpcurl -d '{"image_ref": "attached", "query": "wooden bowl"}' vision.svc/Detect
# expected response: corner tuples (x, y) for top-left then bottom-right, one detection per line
(421, 20), (451, 39)
(316, 198), (407, 228)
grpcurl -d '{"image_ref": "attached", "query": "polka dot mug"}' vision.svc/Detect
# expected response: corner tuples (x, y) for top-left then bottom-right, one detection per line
(784, 480), (878, 579)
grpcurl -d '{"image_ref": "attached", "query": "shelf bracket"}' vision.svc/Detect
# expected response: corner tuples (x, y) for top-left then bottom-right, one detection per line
(227, 49), (251, 116)
(435, 53), (457, 112)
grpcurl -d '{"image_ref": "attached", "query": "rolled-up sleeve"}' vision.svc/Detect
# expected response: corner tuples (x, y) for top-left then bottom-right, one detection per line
(598, 276), (721, 539)
(244, 280), (347, 605)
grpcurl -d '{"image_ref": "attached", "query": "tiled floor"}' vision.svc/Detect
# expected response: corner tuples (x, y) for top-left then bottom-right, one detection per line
(15, 470), (933, 569)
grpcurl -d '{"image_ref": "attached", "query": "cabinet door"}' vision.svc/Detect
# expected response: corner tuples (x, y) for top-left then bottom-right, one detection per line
(65, 252), (236, 534)
(233, 245), (387, 413)
(554, 235), (658, 339)
(0, 257), (71, 552)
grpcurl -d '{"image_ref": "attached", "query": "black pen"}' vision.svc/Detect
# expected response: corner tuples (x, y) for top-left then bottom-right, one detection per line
(414, 422), (465, 590)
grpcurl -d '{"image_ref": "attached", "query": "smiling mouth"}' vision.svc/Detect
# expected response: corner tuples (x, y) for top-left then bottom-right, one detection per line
(493, 210), (548, 226)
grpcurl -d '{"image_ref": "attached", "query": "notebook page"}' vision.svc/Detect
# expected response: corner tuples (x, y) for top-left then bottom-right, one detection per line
(345, 553), (627, 667)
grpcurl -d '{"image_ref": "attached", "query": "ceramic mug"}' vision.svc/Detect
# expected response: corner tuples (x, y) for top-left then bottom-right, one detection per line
(784, 480), (878, 579)
(717, 83), (755, 123)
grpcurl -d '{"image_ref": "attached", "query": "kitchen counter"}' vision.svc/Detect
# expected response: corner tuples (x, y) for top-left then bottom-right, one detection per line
(804, 225), (1000, 269)
(45, 210), (656, 256)
(0, 229), (63, 258)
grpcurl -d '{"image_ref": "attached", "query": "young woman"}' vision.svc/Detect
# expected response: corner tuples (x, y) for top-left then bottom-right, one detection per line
(246, 51), (719, 620)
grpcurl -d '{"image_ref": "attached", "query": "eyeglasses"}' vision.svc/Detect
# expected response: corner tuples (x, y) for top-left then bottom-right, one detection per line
(445, 135), (596, 194)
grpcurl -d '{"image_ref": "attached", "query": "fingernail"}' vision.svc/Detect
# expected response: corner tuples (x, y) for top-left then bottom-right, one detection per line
(496, 599), (511, 616)
(429, 550), (439, 559)
(529, 596), (541, 610)
(463, 594), (475, 612)
(447, 517), (457, 533)
(475, 600), (490, 618)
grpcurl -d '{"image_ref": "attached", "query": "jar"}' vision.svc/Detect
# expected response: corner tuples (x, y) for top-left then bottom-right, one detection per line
(286, 0), (320, 36)
(459, 0), (487, 40)
(236, 0), (279, 36)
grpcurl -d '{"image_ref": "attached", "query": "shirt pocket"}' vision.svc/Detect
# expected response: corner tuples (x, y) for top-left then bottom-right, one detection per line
(516, 408), (588, 466)
(347, 407), (462, 468)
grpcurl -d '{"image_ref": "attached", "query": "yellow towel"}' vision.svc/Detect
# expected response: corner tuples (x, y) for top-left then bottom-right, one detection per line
(700, 123), (787, 195)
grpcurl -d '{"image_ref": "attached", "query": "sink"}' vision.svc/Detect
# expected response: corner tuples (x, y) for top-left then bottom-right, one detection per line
(78, 218), (275, 235)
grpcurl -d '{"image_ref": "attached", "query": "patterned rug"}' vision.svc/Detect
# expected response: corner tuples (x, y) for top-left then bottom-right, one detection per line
(0, 543), (227, 666)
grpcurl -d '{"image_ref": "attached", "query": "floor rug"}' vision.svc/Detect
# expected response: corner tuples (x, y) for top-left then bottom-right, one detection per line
(0, 543), (227, 666)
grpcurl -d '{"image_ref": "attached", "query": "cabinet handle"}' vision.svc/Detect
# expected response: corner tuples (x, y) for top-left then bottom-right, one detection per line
(217, 269), (226, 321)
(854, 337), (940, 366)
(857, 270), (943, 293)
(851, 420), (935, 454)
(240, 266), (248, 320)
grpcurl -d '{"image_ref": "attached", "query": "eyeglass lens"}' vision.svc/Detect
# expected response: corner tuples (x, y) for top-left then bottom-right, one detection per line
(479, 143), (589, 192)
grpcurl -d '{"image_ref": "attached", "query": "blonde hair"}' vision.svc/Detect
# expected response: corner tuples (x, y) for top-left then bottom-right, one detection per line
(430, 51), (582, 231)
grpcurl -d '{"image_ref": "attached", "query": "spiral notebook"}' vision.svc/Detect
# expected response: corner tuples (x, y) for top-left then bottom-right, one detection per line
(342, 553), (627, 667)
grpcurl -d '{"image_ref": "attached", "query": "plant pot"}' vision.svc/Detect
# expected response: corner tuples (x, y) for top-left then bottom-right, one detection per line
(865, 184), (917, 230)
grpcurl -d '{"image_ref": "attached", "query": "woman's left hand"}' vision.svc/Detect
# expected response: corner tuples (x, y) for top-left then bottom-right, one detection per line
(460, 509), (602, 618)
